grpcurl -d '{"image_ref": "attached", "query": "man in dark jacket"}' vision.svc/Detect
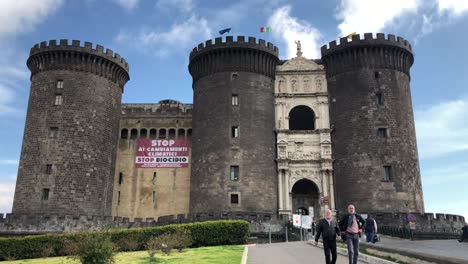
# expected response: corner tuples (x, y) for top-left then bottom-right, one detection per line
(315, 209), (341, 264)
(459, 223), (468, 242)
(363, 214), (378, 243)
(339, 205), (366, 264)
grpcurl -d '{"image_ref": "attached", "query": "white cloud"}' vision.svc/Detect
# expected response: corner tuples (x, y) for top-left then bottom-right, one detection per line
(0, 180), (15, 214)
(156, 0), (193, 13)
(0, 0), (64, 36)
(117, 15), (212, 57)
(438, 0), (468, 16)
(335, 0), (419, 37)
(268, 5), (323, 59)
(0, 160), (18, 165)
(114, 0), (139, 11)
(415, 98), (468, 159)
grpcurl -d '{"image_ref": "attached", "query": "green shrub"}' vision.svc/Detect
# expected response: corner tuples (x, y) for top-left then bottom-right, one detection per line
(0, 220), (250, 261)
(173, 229), (192, 252)
(68, 232), (116, 264)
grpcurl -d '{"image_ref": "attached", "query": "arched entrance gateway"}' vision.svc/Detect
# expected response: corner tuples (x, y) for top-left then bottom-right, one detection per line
(291, 179), (320, 218)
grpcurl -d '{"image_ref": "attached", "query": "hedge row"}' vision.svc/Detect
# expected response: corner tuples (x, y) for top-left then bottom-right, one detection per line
(0, 220), (250, 261)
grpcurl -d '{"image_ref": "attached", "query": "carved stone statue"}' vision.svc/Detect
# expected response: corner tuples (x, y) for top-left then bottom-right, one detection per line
(295, 40), (303, 57)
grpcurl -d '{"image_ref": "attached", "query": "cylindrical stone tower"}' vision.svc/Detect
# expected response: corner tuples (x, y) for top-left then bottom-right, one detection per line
(321, 33), (424, 213)
(12, 39), (129, 217)
(188, 36), (279, 213)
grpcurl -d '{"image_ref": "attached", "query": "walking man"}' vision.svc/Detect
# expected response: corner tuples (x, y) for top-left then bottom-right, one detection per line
(339, 205), (365, 264)
(363, 214), (378, 243)
(315, 209), (341, 264)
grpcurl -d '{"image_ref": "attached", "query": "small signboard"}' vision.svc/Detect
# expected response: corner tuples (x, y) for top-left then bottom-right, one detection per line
(407, 213), (416, 222)
(293, 214), (301, 227)
(301, 215), (312, 229)
(409, 222), (416, 230)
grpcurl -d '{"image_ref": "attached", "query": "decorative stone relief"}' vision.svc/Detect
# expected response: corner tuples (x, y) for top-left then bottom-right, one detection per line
(303, 78), (310, 91)
(291, 79), (297, 92)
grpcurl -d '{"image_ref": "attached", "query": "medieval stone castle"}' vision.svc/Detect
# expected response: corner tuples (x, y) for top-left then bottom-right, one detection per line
(5, 34), (465, 232)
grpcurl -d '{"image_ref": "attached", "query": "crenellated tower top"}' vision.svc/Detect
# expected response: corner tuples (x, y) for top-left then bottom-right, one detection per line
(27, 39), (130, 88)
(320, 33), (413, 78)
(188, 36), (279, 82)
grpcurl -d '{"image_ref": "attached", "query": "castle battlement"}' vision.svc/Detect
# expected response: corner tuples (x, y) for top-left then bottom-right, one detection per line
(27, 39), (130, 87)
(30, 39), (129, 71)
(189, 36), (278, 61)
(321, 33), (412, 57)
(121, 102), (193, 117)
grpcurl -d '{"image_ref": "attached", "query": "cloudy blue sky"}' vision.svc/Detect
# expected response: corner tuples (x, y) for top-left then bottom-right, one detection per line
(0, 0), (467, 220)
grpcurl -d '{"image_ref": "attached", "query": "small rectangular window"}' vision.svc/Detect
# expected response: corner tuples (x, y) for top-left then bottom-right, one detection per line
(230, 166), (239, 181)
(377, 128), (387, 138)
(376, 92), (383, 105)
(232, 94), (239, 105)
(231, 126), (239, 138)
(384, 166), (392, 181)
(42, 188), (50, 201)
(54, 95), (63, 105)
(117, 191), (121, 205)
(46, 164), (52, 174)
(56, 80), (64, 89)
(230, 194), (239, 204)
(152, 172), (157, 184)
(49, 127), (58, 138)
(152, 191), (156, 203)
(118, 173), (123, 185)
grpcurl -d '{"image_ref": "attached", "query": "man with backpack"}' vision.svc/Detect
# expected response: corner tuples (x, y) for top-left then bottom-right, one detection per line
(363, 214), (378, 243)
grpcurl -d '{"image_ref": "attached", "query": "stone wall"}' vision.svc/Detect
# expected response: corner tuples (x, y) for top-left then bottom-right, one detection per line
(113, 102), (192, 221)
(0, 212), (283, 234)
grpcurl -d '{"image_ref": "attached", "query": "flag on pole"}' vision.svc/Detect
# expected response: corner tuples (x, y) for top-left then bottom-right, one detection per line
(260, 26), (271, 33)
(219, 28), (231, 35)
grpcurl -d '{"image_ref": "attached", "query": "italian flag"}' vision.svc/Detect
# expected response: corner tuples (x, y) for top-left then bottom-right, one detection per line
(260, 26), (271, 33)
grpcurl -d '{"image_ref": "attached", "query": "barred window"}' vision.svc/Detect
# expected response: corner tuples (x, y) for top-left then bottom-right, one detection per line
(232, 94), (239, 105)
(230, 194), (239, 204)
(49, 127), (58, 138)
(230, 166), (239, 181)
(384, 166), (393, 181)
(42, 189), (50, 201)
(56, 80), (64, 89)
(54, 95), (63, 105)
(46, 164), (52, 174)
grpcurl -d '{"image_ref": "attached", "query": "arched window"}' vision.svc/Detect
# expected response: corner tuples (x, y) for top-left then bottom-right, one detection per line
(121, 129), (128, 139)
(130, 129), (138, 139)
(178, 128), (186, 138)
(288, 105), (315, 130)
(159, 129), (166, 139)
(140, 128), (147, 138)
(149, 129), (157, 139)
(187, 128), (192, 138)
(168, 129), (176, 139)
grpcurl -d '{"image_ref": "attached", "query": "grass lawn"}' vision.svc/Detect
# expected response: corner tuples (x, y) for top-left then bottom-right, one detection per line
(2, 245), (244, 264)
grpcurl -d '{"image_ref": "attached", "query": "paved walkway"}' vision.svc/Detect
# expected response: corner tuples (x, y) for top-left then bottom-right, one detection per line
(248, 241), (364, 264)
(367, 235), (468, 262)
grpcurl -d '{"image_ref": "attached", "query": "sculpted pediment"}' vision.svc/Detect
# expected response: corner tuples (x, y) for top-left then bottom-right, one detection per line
(277, 57), (324, 71)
